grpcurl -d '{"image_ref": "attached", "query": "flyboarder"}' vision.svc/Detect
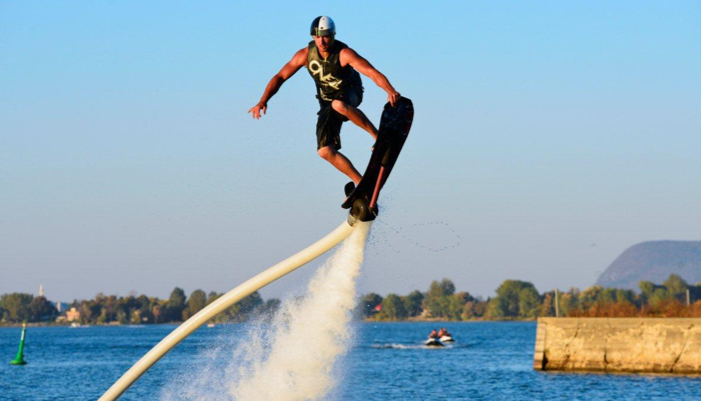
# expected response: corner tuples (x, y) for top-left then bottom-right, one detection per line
(248, 16), (401, 188)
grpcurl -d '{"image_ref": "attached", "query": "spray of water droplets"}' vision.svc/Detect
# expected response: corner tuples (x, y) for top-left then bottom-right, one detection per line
(160, 222), (372, 401)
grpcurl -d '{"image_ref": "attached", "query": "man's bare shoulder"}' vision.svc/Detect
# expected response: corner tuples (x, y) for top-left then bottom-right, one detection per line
(340, 47), (358, 57)
(340, 47), (361, 66)
(291, 47), (309, 64)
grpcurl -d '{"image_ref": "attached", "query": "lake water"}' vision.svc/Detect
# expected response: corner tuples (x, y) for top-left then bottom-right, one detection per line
(1, 322), (699, 401)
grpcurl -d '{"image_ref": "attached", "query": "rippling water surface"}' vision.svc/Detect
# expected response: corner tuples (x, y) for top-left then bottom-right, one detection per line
(1, 322), (699, 401)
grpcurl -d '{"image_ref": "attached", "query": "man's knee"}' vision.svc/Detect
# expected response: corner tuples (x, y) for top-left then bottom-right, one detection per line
(318, 146), (336, 161)
(331, 100), (350, 115)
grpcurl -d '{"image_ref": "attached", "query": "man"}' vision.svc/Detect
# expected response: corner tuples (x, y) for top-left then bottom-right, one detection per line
(248, 16), (400, 189)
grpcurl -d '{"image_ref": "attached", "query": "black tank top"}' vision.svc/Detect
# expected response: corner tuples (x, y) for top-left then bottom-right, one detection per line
(306, 39), (362, 102)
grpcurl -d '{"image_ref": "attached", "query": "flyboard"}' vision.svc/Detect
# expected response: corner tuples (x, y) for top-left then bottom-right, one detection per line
(344, 97), (414, 224)
(98, 98), (414, 401)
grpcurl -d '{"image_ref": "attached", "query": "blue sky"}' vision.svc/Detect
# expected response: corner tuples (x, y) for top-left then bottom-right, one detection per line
(2, 1), (700, 302)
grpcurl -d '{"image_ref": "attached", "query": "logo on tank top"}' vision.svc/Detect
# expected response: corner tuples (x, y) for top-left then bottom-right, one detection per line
(309, 60), (342, 91)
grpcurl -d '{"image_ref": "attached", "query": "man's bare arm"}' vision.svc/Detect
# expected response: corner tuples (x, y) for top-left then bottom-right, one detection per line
(248, 48), (307, 119)
(341, 48), (400, 106)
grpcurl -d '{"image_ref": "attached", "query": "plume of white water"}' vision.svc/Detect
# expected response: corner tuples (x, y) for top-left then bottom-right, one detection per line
(161, 221), (372, 401)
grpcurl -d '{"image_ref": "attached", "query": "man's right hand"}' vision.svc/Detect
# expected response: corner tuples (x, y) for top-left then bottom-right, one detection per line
(247, 102), (267, 119)
(387, 91), (401, 107)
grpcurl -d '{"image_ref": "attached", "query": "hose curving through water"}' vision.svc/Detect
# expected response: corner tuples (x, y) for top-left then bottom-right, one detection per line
(98, 220), (356, 401)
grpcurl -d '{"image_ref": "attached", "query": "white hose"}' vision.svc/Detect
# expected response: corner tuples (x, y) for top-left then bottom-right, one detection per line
(98, 220), (355, 401)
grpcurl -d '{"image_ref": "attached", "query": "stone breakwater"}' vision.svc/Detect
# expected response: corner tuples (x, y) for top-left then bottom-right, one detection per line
(534, 318), (701, 374)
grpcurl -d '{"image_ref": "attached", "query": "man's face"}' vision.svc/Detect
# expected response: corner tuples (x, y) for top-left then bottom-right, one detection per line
(313, 35), (334, 52)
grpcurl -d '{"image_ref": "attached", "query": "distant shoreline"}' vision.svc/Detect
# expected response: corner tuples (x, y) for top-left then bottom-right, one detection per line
(4, 275), (699, 326)
(0, 318), (544, 328)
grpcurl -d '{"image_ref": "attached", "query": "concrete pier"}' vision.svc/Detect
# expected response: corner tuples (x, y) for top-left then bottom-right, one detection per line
(534, 317), (701, 374)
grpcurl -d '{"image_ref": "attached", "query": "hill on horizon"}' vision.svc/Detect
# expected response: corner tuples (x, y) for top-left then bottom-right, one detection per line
(595, 240), (701, 290)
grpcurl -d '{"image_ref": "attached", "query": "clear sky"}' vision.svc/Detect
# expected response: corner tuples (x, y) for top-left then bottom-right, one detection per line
(2, 1), (700, 302)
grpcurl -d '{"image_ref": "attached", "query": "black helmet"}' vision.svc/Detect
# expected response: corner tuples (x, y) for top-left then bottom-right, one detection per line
(310, 16), (336, 37)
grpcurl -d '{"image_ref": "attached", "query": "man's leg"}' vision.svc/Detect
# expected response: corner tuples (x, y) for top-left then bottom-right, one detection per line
(318, 146), (362, 185)
(331, 100), (378, 141)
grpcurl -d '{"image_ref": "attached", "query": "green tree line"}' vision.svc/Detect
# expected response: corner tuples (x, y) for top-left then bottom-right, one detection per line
(4, 274), (700, 325)
(360, 274), (701, 321)
(0, 287), (280, 325)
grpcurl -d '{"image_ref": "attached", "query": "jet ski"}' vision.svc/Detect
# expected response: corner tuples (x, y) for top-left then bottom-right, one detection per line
(440, 335), (455, 343)
(425, 338), (444, 347)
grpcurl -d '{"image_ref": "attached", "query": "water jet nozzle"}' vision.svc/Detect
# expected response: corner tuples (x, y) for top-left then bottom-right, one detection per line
(348, 198), (378, 226)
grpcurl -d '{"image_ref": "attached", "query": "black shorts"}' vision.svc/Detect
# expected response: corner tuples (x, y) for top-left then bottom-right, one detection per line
(316, 85), (364, 150)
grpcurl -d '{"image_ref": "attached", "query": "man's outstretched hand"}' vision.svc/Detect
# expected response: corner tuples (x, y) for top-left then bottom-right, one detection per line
(387, 91), (401, 107)
(248, 102), (267, 119)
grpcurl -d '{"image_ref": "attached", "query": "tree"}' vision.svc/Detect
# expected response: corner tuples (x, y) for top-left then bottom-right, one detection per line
(615, 289), (636, 304)
(487, 296), (508, 319)
(462, 300), (487, 319)
(490, 280), (540, 318)
(29, 296), (57, 322)
(649, 287), (670, 309)
(81, 300), (99, 324)
(168, 287), (187, 322)
(599, 288), (617, 304)
(689, 284), (701, 304)
(578, 286), (603, 310)
(152, 304), (164, 323)
(639, 281), (656, 301)
(558, 289), (579, 317)
(360, 293), (383, 317)
(97, 308), (108, 324)
(380, 294), (407, 320)
(518, 287), (541, 318)
(116, 310), (128, 325)
(440, 278), (456, 296)
(130, 310), (142, 324)
(102, 294), (117, 322)
(137, 295), (153, 323)
(446, 294), (466, 320)
(425, 279), (455, 318)
(206, 291), (221, 305)
(187, 289), (207, 317)
(540, 292), (555, 317)
(402, 290), (424, 317)
(663, 274), (689, 299)
(493, 280), (522, 317)
(0, 293), (33, 323)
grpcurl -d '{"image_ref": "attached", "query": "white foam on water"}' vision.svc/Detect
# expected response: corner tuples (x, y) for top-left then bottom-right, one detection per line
(160, 221), (372, 401)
